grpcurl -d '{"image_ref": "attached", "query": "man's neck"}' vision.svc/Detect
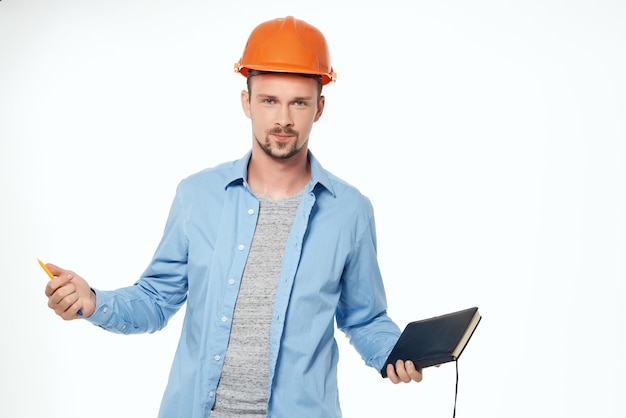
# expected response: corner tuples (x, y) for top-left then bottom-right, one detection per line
(247, 150), (310, 200)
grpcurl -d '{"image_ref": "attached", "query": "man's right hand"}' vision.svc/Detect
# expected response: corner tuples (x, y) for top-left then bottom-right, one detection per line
(44, 263), (96, 320)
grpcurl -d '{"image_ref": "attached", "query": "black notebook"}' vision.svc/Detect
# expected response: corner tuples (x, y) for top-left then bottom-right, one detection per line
(381, 307), (481, 378)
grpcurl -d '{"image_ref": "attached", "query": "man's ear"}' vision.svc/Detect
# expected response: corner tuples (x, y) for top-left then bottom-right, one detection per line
(241, 89), (251, 119)
(314, 95), (325, 122)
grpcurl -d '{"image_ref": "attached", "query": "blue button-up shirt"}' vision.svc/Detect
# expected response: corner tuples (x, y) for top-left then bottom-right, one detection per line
(87, 151), (401, 417)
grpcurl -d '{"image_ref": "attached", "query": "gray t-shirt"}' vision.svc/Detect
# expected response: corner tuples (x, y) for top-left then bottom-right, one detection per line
(211, 190), (303, 417)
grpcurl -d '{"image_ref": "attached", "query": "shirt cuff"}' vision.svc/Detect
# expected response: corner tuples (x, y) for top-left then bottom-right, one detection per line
(84, 288), (113, 326)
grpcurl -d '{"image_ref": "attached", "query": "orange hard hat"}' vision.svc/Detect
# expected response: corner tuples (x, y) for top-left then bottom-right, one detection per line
(234, 16), (337, 85)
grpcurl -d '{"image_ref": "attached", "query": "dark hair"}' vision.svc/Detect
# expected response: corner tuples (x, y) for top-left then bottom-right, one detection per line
(246, 69), (323, 99)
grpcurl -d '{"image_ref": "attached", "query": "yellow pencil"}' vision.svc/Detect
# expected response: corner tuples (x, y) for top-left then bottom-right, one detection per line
(37, 258), (55, 280)
(38, 258), (83, 316)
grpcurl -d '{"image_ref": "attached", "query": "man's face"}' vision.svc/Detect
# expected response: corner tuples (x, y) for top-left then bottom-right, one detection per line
(242, 73), (325, 161)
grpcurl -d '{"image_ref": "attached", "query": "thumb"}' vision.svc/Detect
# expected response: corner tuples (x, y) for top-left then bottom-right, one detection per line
(45, 263), (65, 278)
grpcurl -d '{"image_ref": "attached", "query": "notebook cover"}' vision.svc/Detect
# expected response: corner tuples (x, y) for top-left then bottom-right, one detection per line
(381, 307), (481, 378)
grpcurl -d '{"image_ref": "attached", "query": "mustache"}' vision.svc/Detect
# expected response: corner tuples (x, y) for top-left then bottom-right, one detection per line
(269, 127), (298, 135)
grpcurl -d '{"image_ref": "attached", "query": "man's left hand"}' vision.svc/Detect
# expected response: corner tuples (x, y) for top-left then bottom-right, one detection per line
(386, 359), (423, 384)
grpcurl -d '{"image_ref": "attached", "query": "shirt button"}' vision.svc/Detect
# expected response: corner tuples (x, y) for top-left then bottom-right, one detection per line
(102, 306), (108, 313)
(238, 244), (244, 251)
(228, 278), (235, 285)
(221, 316), (228, 323)
(209, 391), (215, 398)
(248, 208), (254, 215)
(214, 354), (221, 361)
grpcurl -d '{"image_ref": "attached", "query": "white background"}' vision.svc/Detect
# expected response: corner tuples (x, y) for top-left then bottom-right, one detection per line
(1, 1), (625, 417)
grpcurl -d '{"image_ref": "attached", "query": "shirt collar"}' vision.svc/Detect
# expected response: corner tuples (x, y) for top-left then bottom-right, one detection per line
(224, 150), (335, 197)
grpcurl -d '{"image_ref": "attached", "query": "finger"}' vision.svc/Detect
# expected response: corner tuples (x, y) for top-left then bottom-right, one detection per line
(386, 363), (401, 384)
(45, 263), (65, 277)
(47, 281), (78, 312)
(61, 301), (84, 320)
(48, 281), (76, 305)
(395, 359), (411, 383)
(46, 264), (79, 284)
(54, 294), (80, 319)
(50, 285), (83, 321)
(405, 360), (423, 382)
(44, 275), (71, 297)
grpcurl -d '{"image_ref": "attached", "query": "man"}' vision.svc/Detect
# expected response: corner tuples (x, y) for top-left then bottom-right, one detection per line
(44, 16), (422, 418)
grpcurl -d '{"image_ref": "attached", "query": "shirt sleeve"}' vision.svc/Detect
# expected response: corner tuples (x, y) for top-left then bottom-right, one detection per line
(335, 204), (402, 372)
(86, 184), (189, 334)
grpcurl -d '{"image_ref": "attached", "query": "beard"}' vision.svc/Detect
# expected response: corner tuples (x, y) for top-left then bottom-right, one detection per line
(255, 127), (305, 160)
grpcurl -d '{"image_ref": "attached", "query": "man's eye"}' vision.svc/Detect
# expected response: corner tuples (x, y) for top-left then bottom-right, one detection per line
(263, 99), (274, 104)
